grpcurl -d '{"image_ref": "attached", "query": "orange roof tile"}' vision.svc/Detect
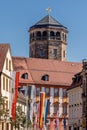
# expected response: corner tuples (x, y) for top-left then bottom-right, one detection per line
(12, 57), (82, 86)
(0, 44), (10, 72)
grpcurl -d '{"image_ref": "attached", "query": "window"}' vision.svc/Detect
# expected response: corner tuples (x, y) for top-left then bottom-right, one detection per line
(53, 49), (57, 57)
(62, 33), (65, 41)
(63, 89), (67, 97)
(50, 31), (55, 39)
(65, 34), (67, 41)
(54, 103), (58, 113)
(3, 76), (5, 90)
(56, 32), (61, 40)
(45, 88), (50, 96)
(43, 31), (47, 40)
(6, 58), (8, 70)
(9, 80), (10, 92)
(41, 75), (49, 81)
(32, 32), (35, 40)
(9, 60), (11, 71)
(22, 73), (28, 79)
(40, 49), (44, 57)
(54, 88), (59, 97)
(36, 31), (41, 40)
(36, 87), (40, 96)
(63, 104), (67, 115)
(6, 78), (8, 91)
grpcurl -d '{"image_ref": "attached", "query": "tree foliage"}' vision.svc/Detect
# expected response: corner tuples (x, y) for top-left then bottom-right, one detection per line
(0, 95), (9, 122)
(10, 105), (32, 130)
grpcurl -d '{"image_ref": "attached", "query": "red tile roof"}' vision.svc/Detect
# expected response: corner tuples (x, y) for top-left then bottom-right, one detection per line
(0, 44), (10, 72)
(12, 57), (82, 86)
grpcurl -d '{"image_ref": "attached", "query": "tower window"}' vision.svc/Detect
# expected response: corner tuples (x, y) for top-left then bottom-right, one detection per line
(62, 33), (64, 41)
(40, 49), (44, 57)
(32, 33), (34, 40)
(30, 33), (35, 41)
(50, 31), (55, 39)
(43, 31), (47, 40)
(56, 32), (61, 40)
(36, 31), (41, 40)
(65, 34), (67, 41)
(53, 49), (57, 57)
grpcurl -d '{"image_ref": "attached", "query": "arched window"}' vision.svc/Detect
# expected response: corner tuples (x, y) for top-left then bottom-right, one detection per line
(62, 33), (64, 41)
(65, 34), (67, 41)
(32, 32), (34, 40)
(41, 74), (49, 81)
(30, 33), (32, 41)
(21, 73), (28, 79)
(50, 31), (55, 39)
(43, 31), (47, 40)
(56, 32), (61, 40)
(36, 31), (41, 40)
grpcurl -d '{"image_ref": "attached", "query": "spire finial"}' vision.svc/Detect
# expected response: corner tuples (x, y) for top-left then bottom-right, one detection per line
(46, 7), (51, 15)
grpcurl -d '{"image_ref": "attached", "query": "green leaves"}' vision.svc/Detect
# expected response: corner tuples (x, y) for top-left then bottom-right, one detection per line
(10, 105), (32, 129)
(0, 95), (9, 121)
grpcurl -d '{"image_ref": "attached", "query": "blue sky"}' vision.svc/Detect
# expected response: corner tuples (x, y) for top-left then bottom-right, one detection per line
(0, 0), (87, 62)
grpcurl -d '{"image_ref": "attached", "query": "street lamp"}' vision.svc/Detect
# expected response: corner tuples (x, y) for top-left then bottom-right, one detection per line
(82, 59), (87, 130)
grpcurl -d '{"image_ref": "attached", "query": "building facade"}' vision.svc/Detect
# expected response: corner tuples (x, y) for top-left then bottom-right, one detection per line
(67, 73), (82, 130)
(0, 44), (14, 130)
(13, 57), (82, 130)
(0, 44), (27, 130)
(81, 59), (87, 130)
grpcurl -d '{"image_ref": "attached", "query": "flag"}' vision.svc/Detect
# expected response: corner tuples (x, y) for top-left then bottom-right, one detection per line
(44, 99), (50, 125)
(39, 92), (45, 129)
(11, 72), (20, 120)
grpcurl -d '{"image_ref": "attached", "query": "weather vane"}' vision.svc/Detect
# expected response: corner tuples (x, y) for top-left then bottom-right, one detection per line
(46, 7), (51, 15)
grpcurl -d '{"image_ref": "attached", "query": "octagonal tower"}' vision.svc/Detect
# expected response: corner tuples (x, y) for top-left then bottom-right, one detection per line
(29, 15), (68, 61)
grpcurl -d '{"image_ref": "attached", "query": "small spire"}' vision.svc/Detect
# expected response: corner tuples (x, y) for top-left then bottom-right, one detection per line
(46, 7), (51, 15)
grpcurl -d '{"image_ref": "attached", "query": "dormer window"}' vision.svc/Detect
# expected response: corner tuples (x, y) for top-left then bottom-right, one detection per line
(21, 73), (28, 79)
(41, 74), (49, 81)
